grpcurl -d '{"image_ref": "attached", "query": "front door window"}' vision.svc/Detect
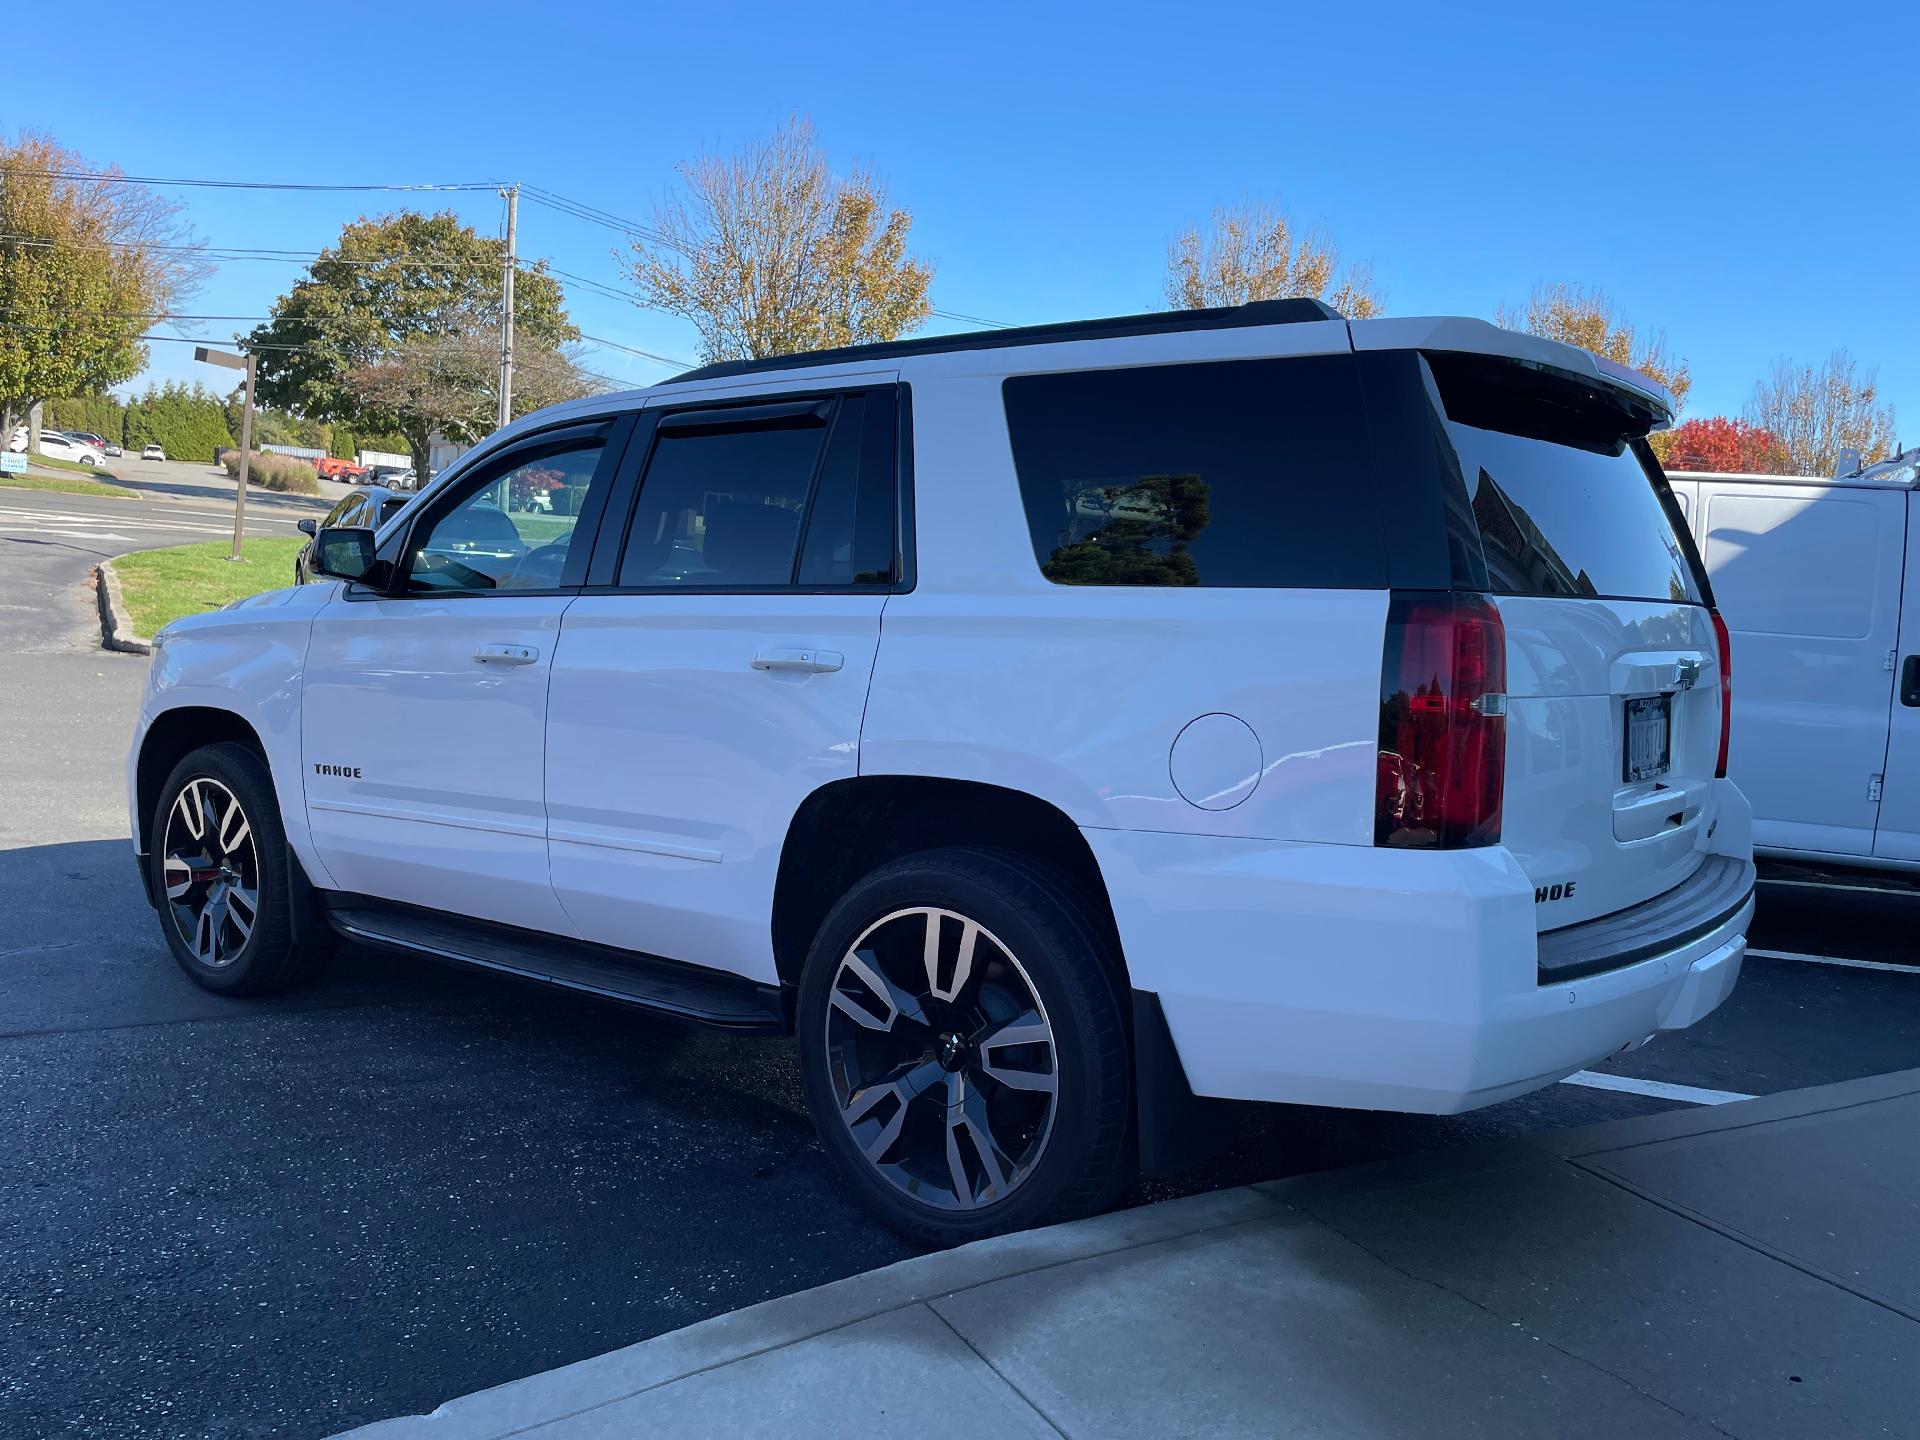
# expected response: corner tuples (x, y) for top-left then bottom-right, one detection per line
(405, 443), (603, 593)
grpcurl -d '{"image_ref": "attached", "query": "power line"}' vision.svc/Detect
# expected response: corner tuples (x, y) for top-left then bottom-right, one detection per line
(4, 166), (502, 193)
(575, 331), (691, 370)
(932, 307), (1015, 330)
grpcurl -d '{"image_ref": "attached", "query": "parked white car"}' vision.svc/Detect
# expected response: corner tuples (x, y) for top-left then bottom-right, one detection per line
(141, 444), (167, 461)
(36, 431), (106, 466)
(1669, 449), (1920, 869)
(128, 302), (1753, 1243)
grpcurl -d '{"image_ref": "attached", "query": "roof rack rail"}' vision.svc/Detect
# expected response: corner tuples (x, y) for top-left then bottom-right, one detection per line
(668, 297), (1343, 383)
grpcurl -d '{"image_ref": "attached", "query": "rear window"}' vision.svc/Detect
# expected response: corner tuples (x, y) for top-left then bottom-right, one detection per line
(1003, 356), (1382, 588)
(1431, 355), (1701, 605)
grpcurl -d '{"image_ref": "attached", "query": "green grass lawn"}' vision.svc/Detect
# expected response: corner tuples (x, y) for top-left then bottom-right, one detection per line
(509, 513), (578, 546)
(27, 451), (122, 477)
(111, 536), (307, 637)
(1, 470), (136, 500)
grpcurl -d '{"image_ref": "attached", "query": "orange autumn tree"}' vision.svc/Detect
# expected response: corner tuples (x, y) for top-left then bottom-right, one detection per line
(1661, 417), (1787, 474)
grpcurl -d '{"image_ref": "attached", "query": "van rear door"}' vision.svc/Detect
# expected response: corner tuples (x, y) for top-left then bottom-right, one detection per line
(1688, 478), (1903, 859)
(1421, 353), (1723, 930)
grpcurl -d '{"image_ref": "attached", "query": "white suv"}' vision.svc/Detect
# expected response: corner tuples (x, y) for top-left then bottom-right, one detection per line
(129, 301), (1754, 1243)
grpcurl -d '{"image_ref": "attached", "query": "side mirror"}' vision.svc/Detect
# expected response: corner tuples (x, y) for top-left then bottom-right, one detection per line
(311, 526), (376, 582)
(297, 518), (317, 537)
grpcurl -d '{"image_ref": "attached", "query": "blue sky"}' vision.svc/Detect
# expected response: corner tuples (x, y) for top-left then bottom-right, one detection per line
(9, 0), (1917, 432)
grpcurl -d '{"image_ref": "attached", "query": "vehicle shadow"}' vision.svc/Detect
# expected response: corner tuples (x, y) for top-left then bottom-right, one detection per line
(102, 464), (338, 512)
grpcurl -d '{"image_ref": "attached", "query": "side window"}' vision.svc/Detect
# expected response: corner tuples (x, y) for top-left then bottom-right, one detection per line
(405, 440), (604, 594)
(323, 495), (364, 528)
(797, 393), (897, 586)
(1002, 357), (1381, 588)
(617, 412), (830, 587)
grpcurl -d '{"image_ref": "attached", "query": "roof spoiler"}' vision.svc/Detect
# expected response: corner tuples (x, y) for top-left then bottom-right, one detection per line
(1349, 316), (1678, 432)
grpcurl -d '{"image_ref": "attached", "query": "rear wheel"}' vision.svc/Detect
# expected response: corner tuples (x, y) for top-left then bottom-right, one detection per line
(797, 847), (1133, 1245)
(150, 742), (332, 995)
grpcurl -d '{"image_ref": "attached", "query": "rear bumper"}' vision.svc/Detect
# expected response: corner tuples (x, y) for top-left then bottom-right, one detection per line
(1086, 815), (1753, 1116)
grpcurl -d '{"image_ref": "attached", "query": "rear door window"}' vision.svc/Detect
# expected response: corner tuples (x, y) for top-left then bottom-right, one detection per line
(1428, 355), (1702, 604)
(1002, 356), (1382, 588)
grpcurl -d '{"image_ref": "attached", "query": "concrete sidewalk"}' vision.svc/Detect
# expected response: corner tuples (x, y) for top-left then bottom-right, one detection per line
(338, 1069), (1920, 1439)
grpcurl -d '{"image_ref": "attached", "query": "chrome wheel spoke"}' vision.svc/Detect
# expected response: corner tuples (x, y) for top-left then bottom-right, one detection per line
(173, 782), (207, 842)
(192, 898), (220, 963)
(842, 1057), (943, 1163)
(162, 854), (196, 901)
(943, 1072), (1014, 1208)
(923, 912), (979, 1003)
(217, 796), (250, 858)
(225, 886), (258, 946)
(977, 1010), (1057, 1096)
(830, 951), (924, 1032)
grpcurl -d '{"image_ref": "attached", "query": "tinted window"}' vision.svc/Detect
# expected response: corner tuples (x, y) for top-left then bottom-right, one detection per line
(618, 416), (829, 587)
(323, 495), (364, 528)
(797, 394), (896, 585)
(1449, 426), (1700, 603)
(1424, 353), (1702, 605)
(406, 441), (603, 593)
(1003, 357), (1380, 588)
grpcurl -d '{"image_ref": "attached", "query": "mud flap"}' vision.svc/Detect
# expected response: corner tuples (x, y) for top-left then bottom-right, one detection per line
(1132, 989), (1239, 1175)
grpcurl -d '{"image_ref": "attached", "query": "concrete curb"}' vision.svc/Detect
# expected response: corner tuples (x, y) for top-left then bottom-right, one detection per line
(94, 559), (152, 656)
(329, 1066), (1920, 1439)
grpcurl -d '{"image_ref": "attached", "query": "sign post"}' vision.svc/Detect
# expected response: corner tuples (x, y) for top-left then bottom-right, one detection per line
(195, 346), (255, 561)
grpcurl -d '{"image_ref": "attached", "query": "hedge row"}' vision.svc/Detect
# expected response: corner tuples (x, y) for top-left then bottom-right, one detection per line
(221, 449), (320, 496)
(123, 381), (234, 463)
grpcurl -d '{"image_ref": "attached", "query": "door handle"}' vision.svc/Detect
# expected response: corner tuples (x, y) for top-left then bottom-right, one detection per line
(473, 643), (539, 667)
(751, 646), (843, 674)
(1902, 655), (1920, 707)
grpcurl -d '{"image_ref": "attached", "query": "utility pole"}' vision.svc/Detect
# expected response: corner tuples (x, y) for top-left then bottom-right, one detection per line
(498, 183), (518, 431)
(195, 346), (255, 561)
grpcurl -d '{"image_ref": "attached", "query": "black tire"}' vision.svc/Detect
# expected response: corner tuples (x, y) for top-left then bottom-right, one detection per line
(149, 741), (333, 996)
(796, 846), (1134, 1246)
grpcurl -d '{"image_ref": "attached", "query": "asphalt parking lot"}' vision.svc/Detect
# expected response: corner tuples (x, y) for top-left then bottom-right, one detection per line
(4, 482), (1918, 1439)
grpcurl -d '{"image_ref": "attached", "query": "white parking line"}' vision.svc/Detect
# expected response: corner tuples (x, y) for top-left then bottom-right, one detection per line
(1758, 876), (1920, 897)
(1746, 948), (1919, 974)
(1558, 1071), (1756, 1105)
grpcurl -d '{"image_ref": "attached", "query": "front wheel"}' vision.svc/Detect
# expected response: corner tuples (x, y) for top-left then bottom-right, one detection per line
(796, 847), (1133, 1246)
(150, 741), (332, 995)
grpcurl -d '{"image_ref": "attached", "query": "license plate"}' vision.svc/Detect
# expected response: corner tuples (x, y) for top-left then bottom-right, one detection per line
(1624, 694), (1672, 783)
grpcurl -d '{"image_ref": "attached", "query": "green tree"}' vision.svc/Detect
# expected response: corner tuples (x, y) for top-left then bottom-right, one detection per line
(123, 380), (233, 462)
(621, 116), (934, 364)
(0, 132), (206, 439)
(243, 210), (577, 477)
(1165, 198), (1382, 317)
(45, 393), (128, 445)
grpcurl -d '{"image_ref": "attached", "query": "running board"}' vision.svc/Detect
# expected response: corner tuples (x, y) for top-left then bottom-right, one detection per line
(324, 902), (785, 1033)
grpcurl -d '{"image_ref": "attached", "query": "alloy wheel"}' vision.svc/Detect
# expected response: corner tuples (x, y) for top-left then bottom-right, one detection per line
(824, 907), (1059, 1211)
(161, 777), (260, 969)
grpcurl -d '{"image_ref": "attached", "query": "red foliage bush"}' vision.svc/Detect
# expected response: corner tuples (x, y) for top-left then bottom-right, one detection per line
(1663, 417), (1787, 474)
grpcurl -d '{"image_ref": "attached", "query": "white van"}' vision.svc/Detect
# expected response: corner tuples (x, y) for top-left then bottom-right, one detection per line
(1669, 450), (1920, 869)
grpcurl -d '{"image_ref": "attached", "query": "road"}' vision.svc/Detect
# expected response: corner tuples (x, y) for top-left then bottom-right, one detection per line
(0, 462), (321, 654)
(2, 475), (1917, 1439)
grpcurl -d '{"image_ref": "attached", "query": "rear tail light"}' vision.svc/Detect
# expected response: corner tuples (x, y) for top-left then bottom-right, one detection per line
(1711, 608), (1732, 778)
(1376, 592), (1506, 848)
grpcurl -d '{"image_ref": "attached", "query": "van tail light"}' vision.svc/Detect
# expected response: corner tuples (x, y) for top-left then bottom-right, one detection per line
(1711, 608), (1732, 779)
(1376, 592), (1506, 848)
